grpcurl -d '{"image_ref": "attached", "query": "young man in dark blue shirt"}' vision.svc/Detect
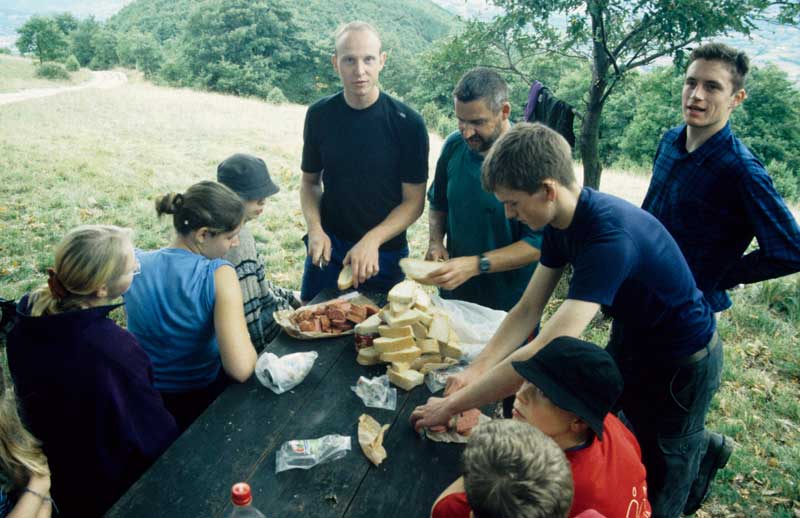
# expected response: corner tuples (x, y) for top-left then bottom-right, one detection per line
(412, 123), (721, 518)
(642, 42), (800, 514)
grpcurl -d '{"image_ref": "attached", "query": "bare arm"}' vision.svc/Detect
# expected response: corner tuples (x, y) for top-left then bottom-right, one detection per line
(412, 298), (600, 431)
(299, 171), (331, 266)
(346, 182), (426, 287)
(8, 473), (52, 518)
(214, 265), (257, 383)
(426, 240), (541, 291)
(426, 209), (449, 261)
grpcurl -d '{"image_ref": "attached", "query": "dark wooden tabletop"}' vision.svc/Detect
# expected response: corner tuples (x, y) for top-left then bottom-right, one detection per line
(107, 290), (465, 517)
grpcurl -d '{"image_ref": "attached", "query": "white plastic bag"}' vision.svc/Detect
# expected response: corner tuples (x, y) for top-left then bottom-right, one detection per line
(425, 364), (467, 394)
(275, 435), (351, 473)
(255, 351), (318, 394)
(351, 375), (397, 410)
(431, 295), (506, 361)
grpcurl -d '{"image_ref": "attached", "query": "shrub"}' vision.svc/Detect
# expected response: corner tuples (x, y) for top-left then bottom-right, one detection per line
(35, 62), (69, 80)
(0, 47), (11, 55)
(265, 86), (288, 105)
(64, 54), (80, 72)
(766, 160), (799, 202)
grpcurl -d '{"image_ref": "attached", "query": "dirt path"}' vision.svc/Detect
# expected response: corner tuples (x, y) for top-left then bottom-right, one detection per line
(0, 70), (127, 106)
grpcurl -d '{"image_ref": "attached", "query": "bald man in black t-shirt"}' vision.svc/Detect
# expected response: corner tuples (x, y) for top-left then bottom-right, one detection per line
(299, 21), (429, 301)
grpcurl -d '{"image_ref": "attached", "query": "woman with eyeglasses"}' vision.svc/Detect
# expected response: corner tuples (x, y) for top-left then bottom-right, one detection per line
(123, 181), (257, 432)
(6, 225), (178, 518)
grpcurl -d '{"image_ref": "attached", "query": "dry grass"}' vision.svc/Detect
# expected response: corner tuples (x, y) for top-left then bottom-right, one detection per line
(0, 55), (91, 93)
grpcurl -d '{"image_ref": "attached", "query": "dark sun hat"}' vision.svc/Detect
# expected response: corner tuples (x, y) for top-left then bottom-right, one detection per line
(217, 153), (279, 200)
(511, 336), (623, 440)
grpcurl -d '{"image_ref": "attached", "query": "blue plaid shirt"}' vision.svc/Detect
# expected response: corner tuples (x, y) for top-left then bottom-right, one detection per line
(643, 123), (800, 312)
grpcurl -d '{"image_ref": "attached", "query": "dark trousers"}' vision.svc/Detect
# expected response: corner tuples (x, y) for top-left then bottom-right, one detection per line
(160, 370), (231, 432)
(607, 324), (723, 518)
(300, 233), (408, 302)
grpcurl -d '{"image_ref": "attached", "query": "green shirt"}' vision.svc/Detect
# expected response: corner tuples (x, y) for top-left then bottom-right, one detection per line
(428, 131), (542, 311)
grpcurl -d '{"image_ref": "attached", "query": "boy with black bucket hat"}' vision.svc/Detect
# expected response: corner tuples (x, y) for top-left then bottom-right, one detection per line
(431, 336), (651, 518)
(217, 153), (300, 351)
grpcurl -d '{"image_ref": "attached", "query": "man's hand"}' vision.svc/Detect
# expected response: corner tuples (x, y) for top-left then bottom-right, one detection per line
(425, 241), (450, 262)
(307, 227), (332, 268)
(443, 368), (473, 396)
(344, 236), (381, 288)
(426, 256), (480, 291)
(410, 396), (455, 433)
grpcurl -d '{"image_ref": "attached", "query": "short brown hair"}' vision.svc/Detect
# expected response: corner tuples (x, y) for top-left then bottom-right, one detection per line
(481, 122), (575, 194)
(463, 419), (573, 518)
(689, 42), (749, 92)
(155, 181), (244, 236)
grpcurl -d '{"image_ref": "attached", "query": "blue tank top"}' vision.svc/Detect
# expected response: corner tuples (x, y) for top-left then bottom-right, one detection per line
(125, 248), (232, 392)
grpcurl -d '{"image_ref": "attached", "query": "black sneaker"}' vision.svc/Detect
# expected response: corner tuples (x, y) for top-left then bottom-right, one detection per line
(683, 432), (734, 515)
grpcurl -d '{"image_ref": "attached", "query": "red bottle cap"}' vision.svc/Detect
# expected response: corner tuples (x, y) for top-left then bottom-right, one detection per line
(231, 482), (253, 506)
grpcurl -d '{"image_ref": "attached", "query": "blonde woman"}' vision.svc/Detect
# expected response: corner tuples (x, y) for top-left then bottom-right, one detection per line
(124, 181), (258, 430)
(6, 225), (178, 518)
(0, 375), (51, 518)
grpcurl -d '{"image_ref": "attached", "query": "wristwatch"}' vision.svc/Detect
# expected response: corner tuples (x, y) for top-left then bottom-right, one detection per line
(478, 254), (491, 274)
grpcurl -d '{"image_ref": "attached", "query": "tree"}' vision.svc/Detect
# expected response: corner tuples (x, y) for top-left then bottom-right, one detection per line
(449, 0), (799, 189)
(70, 17), (100, 66)
(53, 12), (79, 35)
(16, 16), (68, 64)
(89, 29), (119, 70)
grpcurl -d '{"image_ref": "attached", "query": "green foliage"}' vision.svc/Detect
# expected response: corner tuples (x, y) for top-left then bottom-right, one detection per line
(265, 86), (288, 105)
(0, 48), (11, 55)
(69, 17), (100, 67)
(117, 31), (162, 76)
(757, 277), (800, 324)
(52, 13), (79, 35)
(88, 29), (118, 70)
(766, 160), (799, 202)
(35, 62), (69, 80)
(16, 16), (69, 64)
(64, 54), (80, 72)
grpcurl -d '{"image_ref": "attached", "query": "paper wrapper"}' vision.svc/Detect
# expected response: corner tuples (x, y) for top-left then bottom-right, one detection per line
(424, 411), (491, 444)
(358, 414), (390, 466)
(274, 293), (378, 340)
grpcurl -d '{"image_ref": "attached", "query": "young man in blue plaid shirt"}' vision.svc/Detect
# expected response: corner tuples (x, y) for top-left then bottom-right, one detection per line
(642, 42), (800, 515)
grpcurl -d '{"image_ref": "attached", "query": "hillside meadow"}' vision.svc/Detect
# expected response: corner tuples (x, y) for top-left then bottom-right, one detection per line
(0, 67), (799, 517)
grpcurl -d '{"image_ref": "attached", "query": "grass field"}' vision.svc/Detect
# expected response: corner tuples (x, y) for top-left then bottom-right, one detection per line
(0, 55), (92, 93)
(0, 63), (798, 517)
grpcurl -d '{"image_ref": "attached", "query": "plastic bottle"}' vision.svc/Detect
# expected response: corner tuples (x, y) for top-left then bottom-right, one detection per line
(227, 483), (267, 518)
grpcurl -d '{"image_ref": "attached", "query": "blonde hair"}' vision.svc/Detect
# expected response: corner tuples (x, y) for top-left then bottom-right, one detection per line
(334, 21), (382, 54)
(29, 225), (133, 317)
(0, 374), (48, 492)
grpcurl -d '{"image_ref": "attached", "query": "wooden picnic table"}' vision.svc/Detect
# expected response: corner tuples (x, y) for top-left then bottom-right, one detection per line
(107, 290), (466, 517)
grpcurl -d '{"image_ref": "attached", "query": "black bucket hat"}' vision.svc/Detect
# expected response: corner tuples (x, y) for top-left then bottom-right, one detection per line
(511, 336), (623, 440)
(217, 153), (279, 200)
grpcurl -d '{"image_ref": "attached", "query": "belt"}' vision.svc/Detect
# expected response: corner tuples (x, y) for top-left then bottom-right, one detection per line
(670, 331), (720, 367)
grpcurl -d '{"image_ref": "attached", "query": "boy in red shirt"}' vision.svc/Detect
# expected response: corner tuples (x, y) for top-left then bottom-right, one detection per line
(432, 336), (651, 518)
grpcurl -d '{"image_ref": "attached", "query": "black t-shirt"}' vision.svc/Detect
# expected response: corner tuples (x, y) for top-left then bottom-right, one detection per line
(301, 91), (429, 250)
(540, 188), (715, 358)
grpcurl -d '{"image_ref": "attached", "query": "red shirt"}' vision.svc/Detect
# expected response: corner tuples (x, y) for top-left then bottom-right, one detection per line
(431, 415), (651, 518)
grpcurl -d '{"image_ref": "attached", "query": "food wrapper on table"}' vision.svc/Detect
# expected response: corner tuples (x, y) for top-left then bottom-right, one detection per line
(274, 292), (380, 340)
(358, 414), (390, 466)
(424, 409), (490, 444)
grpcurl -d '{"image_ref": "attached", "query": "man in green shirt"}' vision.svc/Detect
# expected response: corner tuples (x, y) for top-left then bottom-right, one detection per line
(426, 67), (542, 311)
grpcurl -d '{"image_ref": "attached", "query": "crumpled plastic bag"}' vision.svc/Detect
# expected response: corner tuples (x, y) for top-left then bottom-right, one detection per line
(351, 374), (397, 410)
(431, 296), (506, 362)
(275, 434), (351, 473)
(255, 351), (318, 394)
(358, 414), (390, 466)
(425, 364), (467, 394)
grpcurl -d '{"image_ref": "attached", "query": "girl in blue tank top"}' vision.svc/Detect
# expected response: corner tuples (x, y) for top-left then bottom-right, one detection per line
(125, 181), (258, 430)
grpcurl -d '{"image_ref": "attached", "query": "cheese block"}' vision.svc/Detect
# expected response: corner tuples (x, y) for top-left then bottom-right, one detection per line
(380, 346), (421, 364)
(391, 361), (412, 372)
(411, 322), (428, 339)
(441, 341), (463, 360)
(373, 335), (416, 353)
(383, 308), (422, 327)
(410, 354), (442, 371)
(420, 359), (458, 374)
(387, 280), (417, 304)
(387, 366), (425, 391)
(354, 314), (382, 335)
(337, 264), (353, 290)
(399, 258), (443, 281)
(356, 347), (382, 366)
(418, 311), (434, 327)
(413, 287), (432, 312)
(389, 301), (412, 314)
(378, 325), (413, 339)
(448, 328), (459, 345)
(428, 314), (450, 344)
(415, 337), (440, 355)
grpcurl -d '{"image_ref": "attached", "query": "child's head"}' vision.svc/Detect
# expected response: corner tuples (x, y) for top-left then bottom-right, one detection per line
(463, 419), (573, 518)
(0, 374), (49, 491)
(216, 154), (279, 221)
(511, 336), (623, 448)
(31, 225), (136, 316)
(155, 181), (244, 258)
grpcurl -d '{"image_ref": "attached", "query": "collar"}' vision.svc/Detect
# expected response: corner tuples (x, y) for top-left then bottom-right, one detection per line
(17, 294), (124, 324)
(672, 122), (732, 165)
